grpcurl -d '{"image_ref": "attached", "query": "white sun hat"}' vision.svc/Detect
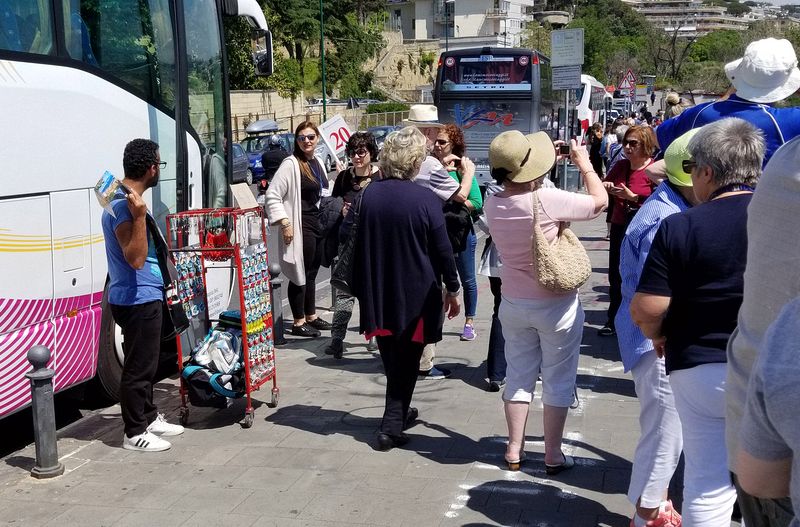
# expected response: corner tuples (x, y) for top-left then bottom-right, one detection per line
(401, 104), (444, 128)
(724, 38), (800, 104)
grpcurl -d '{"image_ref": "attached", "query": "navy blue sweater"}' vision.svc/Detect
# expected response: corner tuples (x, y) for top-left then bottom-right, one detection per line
(350, 178), (459, 343)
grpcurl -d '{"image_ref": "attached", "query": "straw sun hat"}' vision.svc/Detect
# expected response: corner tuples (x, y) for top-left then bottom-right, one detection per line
(488, 131), (556, 184)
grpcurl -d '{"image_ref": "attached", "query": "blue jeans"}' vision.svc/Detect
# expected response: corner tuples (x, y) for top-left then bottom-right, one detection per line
(454, 230), (478, 318)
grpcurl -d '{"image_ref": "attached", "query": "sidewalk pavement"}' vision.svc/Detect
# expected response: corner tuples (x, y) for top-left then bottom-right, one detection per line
(0, 216), (648, 527)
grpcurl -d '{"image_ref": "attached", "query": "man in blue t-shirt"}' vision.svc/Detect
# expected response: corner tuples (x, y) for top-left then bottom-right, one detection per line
(101, 139), (184, 452)
(657, 38), (800, 167)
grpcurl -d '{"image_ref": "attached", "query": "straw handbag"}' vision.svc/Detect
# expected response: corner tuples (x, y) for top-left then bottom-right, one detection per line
(531, 191), (591, 293)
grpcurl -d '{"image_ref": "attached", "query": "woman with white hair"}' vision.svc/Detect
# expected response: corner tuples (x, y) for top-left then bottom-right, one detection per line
(347, 126), (461, 451)
(632, 117), (765, 526)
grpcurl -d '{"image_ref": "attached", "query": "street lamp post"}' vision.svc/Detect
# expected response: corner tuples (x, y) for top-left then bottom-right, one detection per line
(319, 0), (327, 121)
(445, 0), (455, 51)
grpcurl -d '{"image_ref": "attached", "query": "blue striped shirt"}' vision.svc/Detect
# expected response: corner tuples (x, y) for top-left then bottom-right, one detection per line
(615, 181), (692, 371)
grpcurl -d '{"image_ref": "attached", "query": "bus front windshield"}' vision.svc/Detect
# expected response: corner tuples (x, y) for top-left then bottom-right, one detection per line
(184, 0), (227, 208)
(439, 54), (533, 93)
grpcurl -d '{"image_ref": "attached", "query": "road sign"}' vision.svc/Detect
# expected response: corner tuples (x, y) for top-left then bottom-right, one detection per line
(550, 29), (584, 67)
(619, 69), (637, 90)
(552, 65), (582, 90)
(319, 114), (352, 158)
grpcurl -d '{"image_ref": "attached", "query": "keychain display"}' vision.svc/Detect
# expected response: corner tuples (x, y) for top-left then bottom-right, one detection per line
(166, 207), (279, 429)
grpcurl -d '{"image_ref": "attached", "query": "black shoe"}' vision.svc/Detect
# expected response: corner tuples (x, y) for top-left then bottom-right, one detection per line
(324, 338), (344, 358)
(404, 407), (418, 430)
(291, 323), (321, 338)
(487, 379), (506, 392)
(376, 432), (409, 451)
(307, 318), (332, 331)
(597, 325), (616, 337)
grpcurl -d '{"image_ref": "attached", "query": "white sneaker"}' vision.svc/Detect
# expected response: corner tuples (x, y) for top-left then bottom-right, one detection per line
(146, 413), (185, 437)
(123, 430), (171, 452)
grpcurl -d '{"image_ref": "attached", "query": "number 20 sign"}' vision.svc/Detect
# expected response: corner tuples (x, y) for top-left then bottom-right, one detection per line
(319, 114), (352, 158)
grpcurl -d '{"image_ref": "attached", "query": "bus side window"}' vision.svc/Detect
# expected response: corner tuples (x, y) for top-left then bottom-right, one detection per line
(0, 0), (54, 55)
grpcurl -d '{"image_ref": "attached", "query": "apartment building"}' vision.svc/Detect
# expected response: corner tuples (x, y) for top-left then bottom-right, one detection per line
(621, 0), (750, 37)
(387, 0), (536, 49)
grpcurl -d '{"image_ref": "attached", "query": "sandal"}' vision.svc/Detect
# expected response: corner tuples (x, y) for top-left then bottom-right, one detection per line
(545, 452), (575, 475)
(504, 450), (527, 471)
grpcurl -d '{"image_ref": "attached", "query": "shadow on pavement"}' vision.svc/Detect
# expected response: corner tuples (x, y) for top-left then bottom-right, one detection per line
(576, 373), (635, 398)
(462, 480), (630, 527)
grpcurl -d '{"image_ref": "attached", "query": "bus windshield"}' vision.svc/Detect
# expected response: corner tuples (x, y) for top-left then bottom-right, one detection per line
(439, 54), (533, 92)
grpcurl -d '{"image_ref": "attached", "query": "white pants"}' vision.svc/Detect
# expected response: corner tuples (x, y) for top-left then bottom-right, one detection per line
(669, 363), (737, 527)
(500, 294), (584, 407)
(627, 350), (683, 508)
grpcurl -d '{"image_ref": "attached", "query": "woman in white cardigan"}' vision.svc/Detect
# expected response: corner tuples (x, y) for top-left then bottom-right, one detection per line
(266, 121), (335, 337)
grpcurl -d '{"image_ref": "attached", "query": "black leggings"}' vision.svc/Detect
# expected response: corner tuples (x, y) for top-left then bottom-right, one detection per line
(288, 228), (323, 320)
(377, 334), (425, 436)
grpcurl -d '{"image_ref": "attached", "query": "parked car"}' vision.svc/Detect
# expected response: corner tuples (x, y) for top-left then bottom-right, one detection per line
(367, 125), (401, 153)
(240, 119), (292, 184)
(230, 142), (250, 183)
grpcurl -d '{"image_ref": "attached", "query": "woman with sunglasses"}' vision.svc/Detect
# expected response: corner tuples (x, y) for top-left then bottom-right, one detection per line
(598, 125), (657, 338)
(433, 124), (482, 342)
(324, 132), (383, 358)
(266, 121), (334, 337)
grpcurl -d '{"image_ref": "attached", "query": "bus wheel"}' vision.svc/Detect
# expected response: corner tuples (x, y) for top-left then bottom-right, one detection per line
(94, 286), (123, 403)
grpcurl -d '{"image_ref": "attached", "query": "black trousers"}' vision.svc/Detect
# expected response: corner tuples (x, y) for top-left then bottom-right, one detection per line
(486, 276), (507, 382)
(607, 222), (627, 328)
(376, 333), (425, 436)
(288, 228), (323, 320)
(110, 300), (162, 437)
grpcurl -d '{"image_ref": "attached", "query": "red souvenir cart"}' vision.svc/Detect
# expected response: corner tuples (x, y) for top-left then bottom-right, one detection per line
(166, 207), (279, 428)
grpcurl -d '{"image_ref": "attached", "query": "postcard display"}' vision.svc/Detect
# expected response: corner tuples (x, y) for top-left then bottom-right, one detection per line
(166, 207), (279, 428)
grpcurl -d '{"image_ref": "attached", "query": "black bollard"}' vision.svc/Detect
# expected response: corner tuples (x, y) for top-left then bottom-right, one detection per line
(25, 345), (64, 479)
(268, 263), (287, 345)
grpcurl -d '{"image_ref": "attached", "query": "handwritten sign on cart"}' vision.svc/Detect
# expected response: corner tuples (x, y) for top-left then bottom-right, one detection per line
(230, 182), (259, 209)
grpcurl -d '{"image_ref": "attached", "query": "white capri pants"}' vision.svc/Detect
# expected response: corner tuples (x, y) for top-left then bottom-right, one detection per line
(627, 350), (683, 508)
(499, 293), (584, 407)
(669, 363), (736, 527)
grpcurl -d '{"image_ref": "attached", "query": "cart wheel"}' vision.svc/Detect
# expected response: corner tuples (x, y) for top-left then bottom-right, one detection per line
(179, 407), (189, 426)
(243, 411), (255, 428)
(267, 388), (280, 408)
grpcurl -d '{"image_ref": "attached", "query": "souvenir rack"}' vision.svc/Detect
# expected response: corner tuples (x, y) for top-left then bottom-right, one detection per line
(166, 207), (279, 428)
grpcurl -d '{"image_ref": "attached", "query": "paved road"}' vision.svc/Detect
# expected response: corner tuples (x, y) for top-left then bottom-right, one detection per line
(0, 214), (740, 526)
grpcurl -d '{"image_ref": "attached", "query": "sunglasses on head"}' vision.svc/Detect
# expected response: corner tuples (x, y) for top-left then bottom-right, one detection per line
(623, 139), (640, 147)
(682, 159), (697, 173)
(435, 139), (450, 146)
(297, 134), (317, 142)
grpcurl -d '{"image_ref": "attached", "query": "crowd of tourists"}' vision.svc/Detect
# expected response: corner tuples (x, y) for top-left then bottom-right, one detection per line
(104, 34), (800, 527)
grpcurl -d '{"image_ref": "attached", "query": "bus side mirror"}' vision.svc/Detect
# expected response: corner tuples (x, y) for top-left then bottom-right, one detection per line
(252, 30), (273, 77)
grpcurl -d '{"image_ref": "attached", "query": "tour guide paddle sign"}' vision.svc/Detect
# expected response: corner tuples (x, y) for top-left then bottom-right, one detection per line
(319, 114), (352, 163)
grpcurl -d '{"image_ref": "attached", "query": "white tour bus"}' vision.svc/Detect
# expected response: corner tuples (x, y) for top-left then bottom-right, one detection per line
(575, 74), (612, 142)
(0, 0), (273, 418)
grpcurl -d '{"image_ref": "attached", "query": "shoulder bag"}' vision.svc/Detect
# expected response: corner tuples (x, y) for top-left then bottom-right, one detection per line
(330, 182), (371, 296)
(145, 214), (190, 340)
(531, 191), (592, 293)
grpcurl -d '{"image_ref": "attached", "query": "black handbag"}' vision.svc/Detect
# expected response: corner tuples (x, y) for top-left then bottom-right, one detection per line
(443, 201), (472, 253)
(330, 187), (368, 296)
(145, 215), (190, 340)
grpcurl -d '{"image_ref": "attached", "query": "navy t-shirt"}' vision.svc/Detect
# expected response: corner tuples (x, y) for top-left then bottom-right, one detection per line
(101, 194), (164, 306)
(636, 193), (752, 373)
